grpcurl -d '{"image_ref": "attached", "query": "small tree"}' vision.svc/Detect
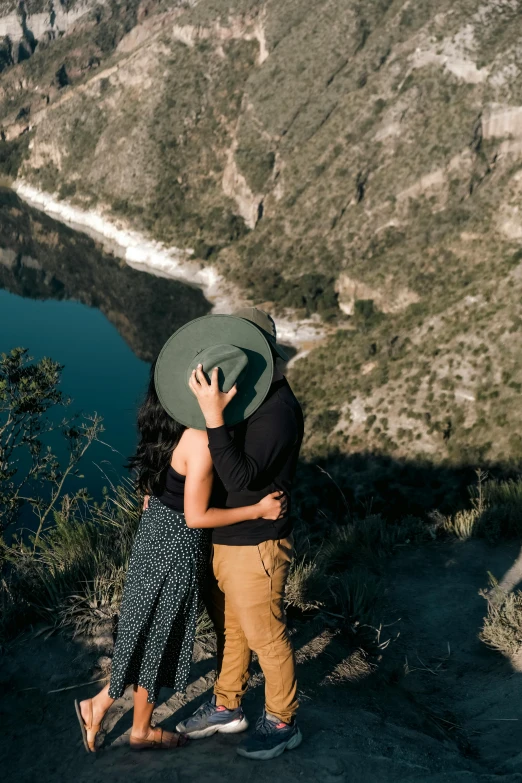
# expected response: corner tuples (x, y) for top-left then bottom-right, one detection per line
(354, 299), (383, 331)
(0, 348), (103, 546)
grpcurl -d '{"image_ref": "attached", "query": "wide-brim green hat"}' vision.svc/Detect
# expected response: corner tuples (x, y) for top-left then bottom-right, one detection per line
(154, 315), (274, 430)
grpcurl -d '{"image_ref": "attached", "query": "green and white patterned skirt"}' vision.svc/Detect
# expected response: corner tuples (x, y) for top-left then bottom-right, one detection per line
(108, 496), (210, 704)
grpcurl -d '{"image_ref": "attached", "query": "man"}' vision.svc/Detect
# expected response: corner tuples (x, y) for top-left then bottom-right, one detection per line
(177, 308), (304, 760)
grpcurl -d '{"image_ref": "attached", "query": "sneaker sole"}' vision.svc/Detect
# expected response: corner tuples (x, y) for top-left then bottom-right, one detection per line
(236, 727), (303, 760)
(176, 716), (249, 740)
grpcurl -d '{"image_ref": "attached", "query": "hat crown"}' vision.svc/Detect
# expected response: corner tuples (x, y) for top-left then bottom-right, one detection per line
(233, 307), (289, 363)
(154, 314), (274, 430)
(187, 344), (248, 393)
(234, 307), (276, 340)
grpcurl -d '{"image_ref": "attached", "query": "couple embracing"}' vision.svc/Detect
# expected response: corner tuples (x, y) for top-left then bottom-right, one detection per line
(75, 308), (304, 761)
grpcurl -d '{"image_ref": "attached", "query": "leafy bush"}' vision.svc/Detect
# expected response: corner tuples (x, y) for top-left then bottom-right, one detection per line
(0, 348), (103, 537)
(314, 409), (340, 431)
(354, 299), (384, 331)
(94, 0), (143, 54)
(235, 142), (276, 193)
(58, 182), (77, 200)
(235, 268), (340, 317)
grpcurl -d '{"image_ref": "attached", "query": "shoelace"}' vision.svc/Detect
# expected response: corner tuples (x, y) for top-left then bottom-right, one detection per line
(194, 700), (216, 718)
(254, 713), (278, 737)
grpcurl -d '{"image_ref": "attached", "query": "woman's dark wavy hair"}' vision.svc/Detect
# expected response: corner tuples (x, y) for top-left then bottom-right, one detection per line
(127, 360), (185, 495)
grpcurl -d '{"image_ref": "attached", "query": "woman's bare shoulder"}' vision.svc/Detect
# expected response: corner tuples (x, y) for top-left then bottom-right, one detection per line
(172, 428), (210, 472)
(177, 428), (209, 454)
(179, 428), (212, 474)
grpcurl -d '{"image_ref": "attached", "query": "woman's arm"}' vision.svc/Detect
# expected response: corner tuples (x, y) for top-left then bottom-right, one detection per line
(182, 430), (285, 529)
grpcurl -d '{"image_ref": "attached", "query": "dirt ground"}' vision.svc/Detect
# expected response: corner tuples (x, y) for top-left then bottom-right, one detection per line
(3, 538), (522, 783)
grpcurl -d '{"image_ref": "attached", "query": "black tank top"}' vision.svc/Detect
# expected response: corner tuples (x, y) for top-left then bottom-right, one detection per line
(157, 465), (186, 512)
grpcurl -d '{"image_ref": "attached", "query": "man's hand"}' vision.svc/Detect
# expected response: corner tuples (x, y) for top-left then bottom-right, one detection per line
(188, 364), (237, 428)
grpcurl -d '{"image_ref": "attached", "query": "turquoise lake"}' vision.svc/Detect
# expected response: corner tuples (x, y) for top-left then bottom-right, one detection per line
(0, 189), (210, 502)
(0, 288), (150, 492)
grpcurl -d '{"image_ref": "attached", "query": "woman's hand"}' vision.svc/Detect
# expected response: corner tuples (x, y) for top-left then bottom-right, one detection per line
(256, 491), (288, 520)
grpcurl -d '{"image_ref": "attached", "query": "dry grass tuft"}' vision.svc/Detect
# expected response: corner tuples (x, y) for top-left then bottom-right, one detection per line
(443, 508), (479, 540)
(441, 474), (522, 542)
(323, 649), (375, 684)
(285, 558), (325, 612)
(480, 578), (522, 659)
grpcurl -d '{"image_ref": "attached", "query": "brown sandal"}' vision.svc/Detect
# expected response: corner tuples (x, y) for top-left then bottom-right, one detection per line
(74, 698), (102, 753)
(130, 727), (188, 751)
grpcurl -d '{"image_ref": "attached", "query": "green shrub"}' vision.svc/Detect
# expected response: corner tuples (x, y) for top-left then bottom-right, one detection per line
(236, 269), (340, 317)
(58, 182), (77, 200)
(0, 135), (30, 179)
(235, 146), (275, 192)
(315, 409), (340, 431)
(354, 299), (383, 331)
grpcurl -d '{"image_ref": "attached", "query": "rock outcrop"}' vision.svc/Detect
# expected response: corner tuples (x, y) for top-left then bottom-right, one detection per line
(0, 0), (101, 63)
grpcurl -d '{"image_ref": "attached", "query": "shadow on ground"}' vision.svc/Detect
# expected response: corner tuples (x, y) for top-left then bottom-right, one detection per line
(3, 530), (522, 783)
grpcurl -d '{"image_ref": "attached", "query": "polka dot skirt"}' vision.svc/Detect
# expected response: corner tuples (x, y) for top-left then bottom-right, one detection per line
(108, 496), (210, 704)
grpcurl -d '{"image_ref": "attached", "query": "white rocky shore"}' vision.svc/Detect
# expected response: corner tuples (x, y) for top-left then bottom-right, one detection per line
(13, 181), (327, 359)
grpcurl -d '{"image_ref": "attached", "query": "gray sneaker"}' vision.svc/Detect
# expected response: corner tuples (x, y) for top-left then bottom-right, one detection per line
(236, 711), (302, 760)
(176, 696), (248, 739)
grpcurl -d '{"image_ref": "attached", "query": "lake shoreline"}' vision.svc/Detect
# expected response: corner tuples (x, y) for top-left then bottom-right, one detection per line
(13, 180), (327, 356)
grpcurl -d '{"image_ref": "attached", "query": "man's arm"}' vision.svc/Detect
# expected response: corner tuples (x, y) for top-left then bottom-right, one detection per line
(188, 363), (295, 493)
(207, 412), (292, 492)
(183, 430), (287, 526)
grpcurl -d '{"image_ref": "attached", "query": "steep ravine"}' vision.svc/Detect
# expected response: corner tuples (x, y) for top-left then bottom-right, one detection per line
(0, 186), (212, 361)
(13, 180), (329, 357)
(3, 0), (522, 463)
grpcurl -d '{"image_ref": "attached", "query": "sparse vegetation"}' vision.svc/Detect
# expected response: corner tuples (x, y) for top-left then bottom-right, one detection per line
(0, 348), (103, 536)
(1, 482), (140, 640)
(0, 135), (30, 179)
(1, 346), (522, 711)
(440, 472), (522, 542)
(2, 1), (522, 775)
(1, 0), (521, 464)
(1, 0), (522, 669)
(481, 576), (522, 659)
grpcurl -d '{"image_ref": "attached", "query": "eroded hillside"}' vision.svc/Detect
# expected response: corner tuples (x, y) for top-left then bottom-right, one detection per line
(1, 0), (522, 466)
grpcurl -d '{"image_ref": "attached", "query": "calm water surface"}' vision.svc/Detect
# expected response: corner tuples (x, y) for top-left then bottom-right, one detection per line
(0, 288), (150, 491)
(0, 189), (210, 498)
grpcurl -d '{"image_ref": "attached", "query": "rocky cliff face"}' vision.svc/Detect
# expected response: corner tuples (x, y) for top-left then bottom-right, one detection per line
(1, 0), (522, 466)
(0, 0), (100, 66)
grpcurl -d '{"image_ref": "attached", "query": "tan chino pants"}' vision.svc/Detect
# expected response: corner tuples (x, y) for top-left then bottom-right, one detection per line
(206, 537), (298, 725)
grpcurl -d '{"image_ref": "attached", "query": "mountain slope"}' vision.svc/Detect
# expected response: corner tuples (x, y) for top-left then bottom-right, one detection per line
(1, 0), (522, 466)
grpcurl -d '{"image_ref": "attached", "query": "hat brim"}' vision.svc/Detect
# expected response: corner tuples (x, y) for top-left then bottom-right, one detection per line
(273, 341), (290, 362)
(154, 315), (274, 430)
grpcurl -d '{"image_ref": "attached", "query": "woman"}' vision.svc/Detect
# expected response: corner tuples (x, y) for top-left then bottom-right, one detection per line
(74, 362), (285, 753)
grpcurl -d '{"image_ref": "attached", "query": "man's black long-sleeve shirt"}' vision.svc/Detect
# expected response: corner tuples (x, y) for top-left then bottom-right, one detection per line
(207, 378), (304, 545)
